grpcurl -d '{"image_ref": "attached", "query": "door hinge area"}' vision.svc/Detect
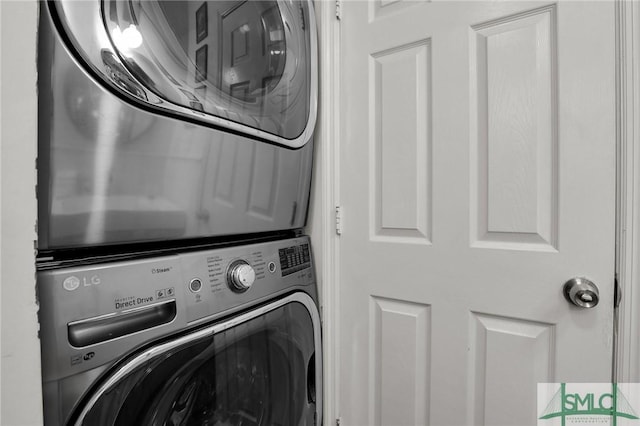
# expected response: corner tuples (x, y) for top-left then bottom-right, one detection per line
(335, 206), (342, 235)
(335, 0), (342, 20)
(336, 417), (343, 426)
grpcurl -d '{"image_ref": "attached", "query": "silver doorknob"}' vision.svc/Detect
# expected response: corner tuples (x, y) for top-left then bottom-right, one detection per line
(563, 278), (599, 308)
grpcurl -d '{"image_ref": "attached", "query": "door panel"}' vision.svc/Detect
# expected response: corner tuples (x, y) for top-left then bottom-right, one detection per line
(339, 1), (615, 425)
(469, 313), (555, 425)
(371, 39), (432, 243)
(370, 297), (431, 426)
(470, 6), (557, 251)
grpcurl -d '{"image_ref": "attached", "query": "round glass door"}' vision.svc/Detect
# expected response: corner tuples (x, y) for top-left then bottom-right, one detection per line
(50, 0), (317, 147)
(71, 297), (320, 426)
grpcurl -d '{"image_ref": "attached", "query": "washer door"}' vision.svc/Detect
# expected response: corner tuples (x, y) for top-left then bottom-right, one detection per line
(50, 0), (317, 148)
(69, 293), (322, 426)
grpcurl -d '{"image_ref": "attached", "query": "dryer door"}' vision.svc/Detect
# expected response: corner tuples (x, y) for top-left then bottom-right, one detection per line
(50, 0), (317, 149)
(68, 293), (322, 426)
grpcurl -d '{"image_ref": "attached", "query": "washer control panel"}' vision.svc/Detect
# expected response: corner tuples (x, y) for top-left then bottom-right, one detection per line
(180, 236), (314, 324)
(37, 236), (315, 382)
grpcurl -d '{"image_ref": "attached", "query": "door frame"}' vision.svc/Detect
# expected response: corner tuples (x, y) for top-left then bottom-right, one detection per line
(312, 0), (640, 424)
(615, 0), (640, 384)
(311, 0), (342, 424)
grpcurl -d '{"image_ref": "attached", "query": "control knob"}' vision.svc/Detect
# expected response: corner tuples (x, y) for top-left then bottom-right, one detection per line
(227, 260), (256, 292)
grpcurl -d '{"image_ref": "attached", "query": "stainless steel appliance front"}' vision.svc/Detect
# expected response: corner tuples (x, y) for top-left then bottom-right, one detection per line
(38, 0), (317, 250)
(38, 236), (321, 425)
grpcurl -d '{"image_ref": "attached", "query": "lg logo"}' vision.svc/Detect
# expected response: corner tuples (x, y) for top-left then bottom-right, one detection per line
(62, 276), (80, 291)
(63, 275), (101, 291)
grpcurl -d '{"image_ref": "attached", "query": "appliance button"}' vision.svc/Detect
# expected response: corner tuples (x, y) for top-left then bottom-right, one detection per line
(268, 261), (277, 273)
(189, 278), (203, 293)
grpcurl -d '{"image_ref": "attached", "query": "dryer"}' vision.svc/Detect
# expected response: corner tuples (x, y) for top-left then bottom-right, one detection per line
(38, 0), (317, 253)
(38, 236), (321, 425)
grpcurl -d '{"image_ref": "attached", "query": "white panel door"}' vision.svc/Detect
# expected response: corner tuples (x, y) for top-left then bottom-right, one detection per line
(338, 1), (616, 425)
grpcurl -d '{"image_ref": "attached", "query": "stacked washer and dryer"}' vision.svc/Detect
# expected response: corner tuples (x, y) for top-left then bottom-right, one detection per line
(36, 1), (321, 425)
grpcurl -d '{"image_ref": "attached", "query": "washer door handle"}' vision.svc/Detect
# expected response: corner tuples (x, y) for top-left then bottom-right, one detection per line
(68, 300), (177, 347)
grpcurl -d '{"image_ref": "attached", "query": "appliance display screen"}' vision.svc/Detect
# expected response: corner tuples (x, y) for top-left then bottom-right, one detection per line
(278, 244), (311, 276)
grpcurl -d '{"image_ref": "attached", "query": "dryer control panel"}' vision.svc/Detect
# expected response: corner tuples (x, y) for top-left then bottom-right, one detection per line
(37, 236), (316, 382)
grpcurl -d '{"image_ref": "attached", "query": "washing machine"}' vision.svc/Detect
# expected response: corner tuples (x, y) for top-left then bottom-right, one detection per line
(38, 236), (321, 425)
(38, 0), (317, 254)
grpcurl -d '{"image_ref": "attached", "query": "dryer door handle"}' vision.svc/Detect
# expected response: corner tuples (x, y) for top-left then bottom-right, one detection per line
(68, 300), (177, 348)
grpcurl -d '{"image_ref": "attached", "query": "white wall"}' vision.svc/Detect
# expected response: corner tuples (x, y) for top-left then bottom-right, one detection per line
(0, 1), (43, 424)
